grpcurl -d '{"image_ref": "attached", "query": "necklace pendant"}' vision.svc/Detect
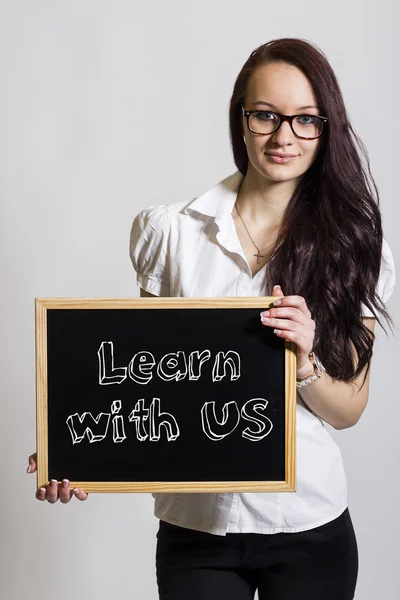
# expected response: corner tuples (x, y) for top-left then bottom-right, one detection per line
(254, 251), (264, 264)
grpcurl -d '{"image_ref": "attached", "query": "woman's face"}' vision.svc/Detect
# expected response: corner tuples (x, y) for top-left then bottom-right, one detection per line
(242, 62), (323, 184)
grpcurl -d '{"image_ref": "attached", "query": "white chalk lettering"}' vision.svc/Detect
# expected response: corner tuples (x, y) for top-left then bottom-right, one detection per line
(98, 341), (127, 385)
(212, 351), (241, 382)
(200, 401), (240, 441)
(157, 351), (188, 382)
(70, 342), (275, 446)
(188, 350), (211, 380)
(66, 411), (111, 444)
(128, 351), (155, 385)
(149, 398), (180, 441)
(111, 400), (126, 443)
(128, 399), (149, 441)
(241, 398), (273, 441)
(97, 343), (243, 384)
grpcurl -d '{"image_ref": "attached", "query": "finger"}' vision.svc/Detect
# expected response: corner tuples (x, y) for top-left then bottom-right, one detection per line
(262, 307), (308, 327)
(264, 317), (308, 333)
(27, 452), (37, 474)
(271, 284), (284, 298)
(271, 295), (311, 317)
(273, 328), (310, 347)
(35, 487), (47, 501)
(46, 479), (59, 504)
(59, 479), (73, 504)
(72, 488), (89, 501)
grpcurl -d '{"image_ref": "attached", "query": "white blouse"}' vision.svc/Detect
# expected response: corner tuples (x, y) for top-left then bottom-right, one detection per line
(129, 170), (396, 536)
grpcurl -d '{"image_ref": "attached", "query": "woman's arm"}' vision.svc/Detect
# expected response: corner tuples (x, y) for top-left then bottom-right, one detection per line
(297, 317), (376, 430)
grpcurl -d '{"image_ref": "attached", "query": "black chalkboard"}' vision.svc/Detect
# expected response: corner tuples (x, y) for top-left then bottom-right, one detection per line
(35, 298), (296, 493)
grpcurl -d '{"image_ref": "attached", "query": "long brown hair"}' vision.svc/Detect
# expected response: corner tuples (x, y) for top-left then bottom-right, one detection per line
(229, 37), (395, 384)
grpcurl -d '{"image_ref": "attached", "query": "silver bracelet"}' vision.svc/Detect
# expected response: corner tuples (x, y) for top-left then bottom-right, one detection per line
(296, 352), (326, 388)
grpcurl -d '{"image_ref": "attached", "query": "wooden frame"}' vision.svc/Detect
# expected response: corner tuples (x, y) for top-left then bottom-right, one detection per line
(36, 297), (297, 493)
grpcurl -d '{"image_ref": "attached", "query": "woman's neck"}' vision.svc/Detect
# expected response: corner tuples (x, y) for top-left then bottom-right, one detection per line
(235, 169), (298, 230)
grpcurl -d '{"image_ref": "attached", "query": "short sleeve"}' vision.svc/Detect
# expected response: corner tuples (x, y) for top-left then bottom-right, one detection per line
(129, 205), (170, 296)
(361, 238), (396, 317)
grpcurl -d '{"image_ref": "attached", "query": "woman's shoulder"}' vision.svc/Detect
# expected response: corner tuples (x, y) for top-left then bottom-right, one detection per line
(129, 199), (197, 296)
(130, 204), (168, 239)
(131, 198), (195, 238)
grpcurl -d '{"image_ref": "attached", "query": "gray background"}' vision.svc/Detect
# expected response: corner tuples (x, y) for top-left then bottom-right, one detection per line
(1, 1), (398, 599)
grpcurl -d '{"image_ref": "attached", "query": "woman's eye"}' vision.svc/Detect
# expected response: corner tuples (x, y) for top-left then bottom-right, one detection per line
(255, 111), (276, 121)
(297, 115), (316, 124)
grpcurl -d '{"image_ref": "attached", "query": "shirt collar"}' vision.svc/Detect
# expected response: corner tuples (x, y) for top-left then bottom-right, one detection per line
(183, 171), (244, 222)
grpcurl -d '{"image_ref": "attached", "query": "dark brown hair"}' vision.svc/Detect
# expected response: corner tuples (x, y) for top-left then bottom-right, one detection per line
(229, 37), (395, 385)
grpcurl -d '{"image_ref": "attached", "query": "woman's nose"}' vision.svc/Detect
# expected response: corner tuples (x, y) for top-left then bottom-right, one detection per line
(271, 120), (295, 145)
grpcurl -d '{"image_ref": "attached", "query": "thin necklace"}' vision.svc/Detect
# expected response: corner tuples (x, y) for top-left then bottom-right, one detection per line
(234, 201), (274, 265)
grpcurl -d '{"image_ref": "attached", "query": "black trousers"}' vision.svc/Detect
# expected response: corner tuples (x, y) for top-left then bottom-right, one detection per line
(156, 508), (358, 600)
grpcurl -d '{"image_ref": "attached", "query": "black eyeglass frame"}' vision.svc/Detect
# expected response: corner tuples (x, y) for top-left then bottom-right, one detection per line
(241, 105), (329, 140)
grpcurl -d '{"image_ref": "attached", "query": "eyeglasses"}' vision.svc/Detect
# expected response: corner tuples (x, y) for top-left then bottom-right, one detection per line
(242, 105), (328, 140)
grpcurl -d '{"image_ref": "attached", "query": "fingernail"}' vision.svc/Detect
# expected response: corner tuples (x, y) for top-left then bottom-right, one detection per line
(39, 487), (46, 493)
(62, 479), (69, 488)
(273, 285), (281, 290)
(273, 300), (281, 306)
(27, 465), (31, 473)
(73, 488), (79, 494)
(50, 479), (58, 484)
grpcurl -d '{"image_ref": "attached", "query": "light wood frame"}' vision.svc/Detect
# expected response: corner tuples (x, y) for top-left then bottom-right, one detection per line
(36, 297), (297, 493)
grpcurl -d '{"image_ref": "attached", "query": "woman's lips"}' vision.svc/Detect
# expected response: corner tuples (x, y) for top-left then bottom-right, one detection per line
(266, 153), (297, 164)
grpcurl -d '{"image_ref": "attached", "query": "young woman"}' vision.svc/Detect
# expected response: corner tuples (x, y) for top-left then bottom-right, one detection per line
(28, 38), (395, 600)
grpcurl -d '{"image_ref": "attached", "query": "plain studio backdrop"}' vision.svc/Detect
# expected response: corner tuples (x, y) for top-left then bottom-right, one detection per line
(0, 2), (398, 599)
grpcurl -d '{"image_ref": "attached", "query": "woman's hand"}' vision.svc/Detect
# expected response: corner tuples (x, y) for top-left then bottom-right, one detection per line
(260, 284), (316, 378)
(27, 452), (89, 503)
